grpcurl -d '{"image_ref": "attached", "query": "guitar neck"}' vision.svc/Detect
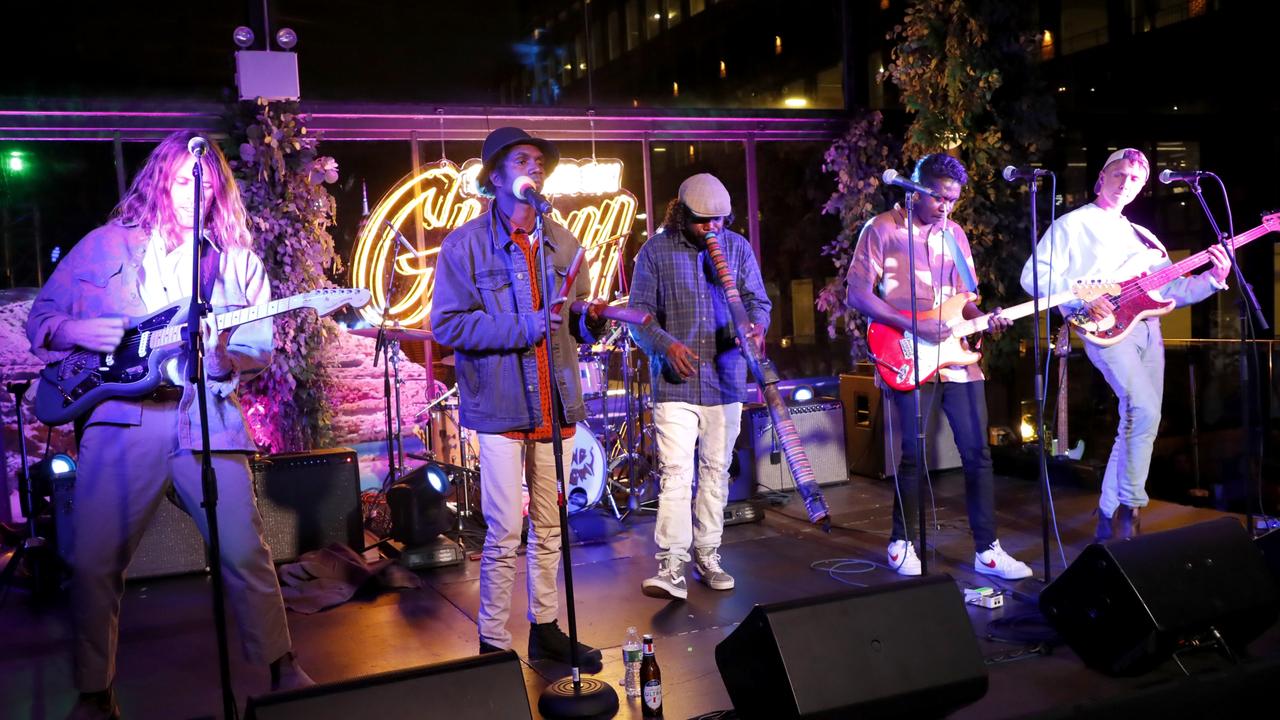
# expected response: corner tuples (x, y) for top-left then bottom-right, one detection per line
(955, 289), (1081, 335)
(1137, 222), (1271, 291)
(150, 295), (316, 349)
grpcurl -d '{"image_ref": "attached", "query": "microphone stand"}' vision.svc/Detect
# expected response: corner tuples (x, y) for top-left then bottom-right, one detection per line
(186, 149), (238, 720)
(531, 212), (618, 719)
(902, 189), (929, 575)
(0, 378), (56, 604)
(1017, 173), (1054, 582)
(374, 236), (405, 492)
(1186, 175), (1268, 535)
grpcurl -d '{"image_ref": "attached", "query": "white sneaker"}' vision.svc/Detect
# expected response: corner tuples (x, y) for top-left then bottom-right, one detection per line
(642, 556), (688, 600)
(975, 540), (1033, 580)
(886, 539), (921, 576)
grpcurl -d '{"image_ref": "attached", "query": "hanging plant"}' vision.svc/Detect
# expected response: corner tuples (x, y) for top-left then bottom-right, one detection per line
(229, 99), (343, 453)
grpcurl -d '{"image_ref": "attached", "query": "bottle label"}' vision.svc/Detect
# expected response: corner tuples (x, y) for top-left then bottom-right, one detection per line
(624, 648), (643, 663)
(644, 680), (662, 710)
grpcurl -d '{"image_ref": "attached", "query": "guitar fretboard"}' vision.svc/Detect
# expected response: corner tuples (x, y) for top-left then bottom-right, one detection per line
(1136, 220), (1274, 292)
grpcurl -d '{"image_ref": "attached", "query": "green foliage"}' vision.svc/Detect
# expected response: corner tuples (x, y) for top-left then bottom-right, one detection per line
(229, 100), (343, 453)
(815, 109), (900, 360)
(820, 0), (1056, 372)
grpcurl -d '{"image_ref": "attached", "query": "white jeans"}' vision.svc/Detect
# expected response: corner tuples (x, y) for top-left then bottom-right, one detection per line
(652, 402), (742, 563)
(476, 433), (562, 649)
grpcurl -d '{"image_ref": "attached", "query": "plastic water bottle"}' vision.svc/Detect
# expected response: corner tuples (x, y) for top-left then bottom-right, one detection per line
(622, 626), (643, 698)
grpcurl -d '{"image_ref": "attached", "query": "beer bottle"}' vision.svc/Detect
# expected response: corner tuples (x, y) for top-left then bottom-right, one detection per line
(640, 633), (663, 717)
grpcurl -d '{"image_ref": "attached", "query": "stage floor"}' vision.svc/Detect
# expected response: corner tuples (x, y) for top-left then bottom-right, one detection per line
(3, 468), (1278, 719)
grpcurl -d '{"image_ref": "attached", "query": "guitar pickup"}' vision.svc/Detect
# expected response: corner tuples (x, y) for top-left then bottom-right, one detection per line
(897, 337), (914, 360)
(138, 330), (150, 358)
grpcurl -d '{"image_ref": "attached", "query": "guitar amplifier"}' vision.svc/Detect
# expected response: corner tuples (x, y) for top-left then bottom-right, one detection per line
(732, 399), (848, 496)
(251, 448), (364, 563)
(52, 476), (209, 581)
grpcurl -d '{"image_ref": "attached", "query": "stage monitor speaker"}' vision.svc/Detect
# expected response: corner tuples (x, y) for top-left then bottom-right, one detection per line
(838, 371), (963, 479)
(251, 448), (364, 563)
(1040, 517), (1280, 676)
(732, 399), (847, 497)
(52, 476), (209, 581)
(715, 574), (988, 719)
(245, 650), (532, 719)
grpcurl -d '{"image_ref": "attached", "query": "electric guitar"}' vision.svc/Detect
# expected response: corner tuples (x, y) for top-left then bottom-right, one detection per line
(35, 287), (371, 426)
(1070, 212), (1280, 346)
(866, 280), (1118, 392)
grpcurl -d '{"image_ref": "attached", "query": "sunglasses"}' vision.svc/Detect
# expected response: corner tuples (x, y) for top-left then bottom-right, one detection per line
(689, 214), (724, 225)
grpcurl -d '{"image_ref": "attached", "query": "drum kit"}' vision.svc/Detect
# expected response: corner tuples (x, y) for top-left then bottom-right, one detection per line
(352, 295), (659, 534)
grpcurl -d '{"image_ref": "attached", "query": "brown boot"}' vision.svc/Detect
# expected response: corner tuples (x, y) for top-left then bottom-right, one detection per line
(1116, 505), (1141, 540)
(1093, 509), (1114, 543)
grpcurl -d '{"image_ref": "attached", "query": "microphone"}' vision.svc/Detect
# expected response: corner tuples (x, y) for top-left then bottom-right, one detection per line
(361, 179), (370, 217)
(187, 136), (209, 157)
(1002, 165), (1051, 182)
(382, 219), (427, 257)
(881, 169), (941, 199)
(512, 175), (553, 214)
(1158, 168), (1209, 185)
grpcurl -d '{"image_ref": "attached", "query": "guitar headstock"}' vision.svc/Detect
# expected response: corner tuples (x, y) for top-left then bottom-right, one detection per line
(300, 288), (373, 317)
(1071, 279), (1120, 302)
(1262, 211), (1280, 232)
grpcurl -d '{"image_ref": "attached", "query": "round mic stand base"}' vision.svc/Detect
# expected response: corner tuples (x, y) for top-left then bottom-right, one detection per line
(538, 676), (620, 720)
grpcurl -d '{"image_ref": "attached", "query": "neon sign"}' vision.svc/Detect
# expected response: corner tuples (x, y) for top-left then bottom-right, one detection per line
(350, 158), (638, 327)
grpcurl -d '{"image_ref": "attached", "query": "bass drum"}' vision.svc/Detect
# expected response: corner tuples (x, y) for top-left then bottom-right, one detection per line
(522, 422), (608, 517)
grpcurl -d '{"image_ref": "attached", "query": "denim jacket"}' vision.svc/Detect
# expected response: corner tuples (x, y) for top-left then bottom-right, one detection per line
(430, 207), (600, 434)
(26, 222), (272, 451)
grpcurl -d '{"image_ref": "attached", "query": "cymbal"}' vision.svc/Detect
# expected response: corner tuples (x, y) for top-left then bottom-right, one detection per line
(348, 326), (434, 342)
(440, 354), (456, 367)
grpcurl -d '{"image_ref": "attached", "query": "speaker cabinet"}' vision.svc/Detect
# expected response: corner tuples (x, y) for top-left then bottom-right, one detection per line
(733, 399), (847, 496)
(838, 372), (963, 479)
(245, 650), (532, 720)
(52, 476), (208, 581)
(716, 574), (988, 719)
(251, 448), (364, 563)
(1041, 517), (1280, 675)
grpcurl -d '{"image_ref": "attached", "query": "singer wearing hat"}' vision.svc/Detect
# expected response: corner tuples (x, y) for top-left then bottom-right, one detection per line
(1021, 148), (1231, 542)
(628, 173), (770, 600)
(430, 126), (608, 668)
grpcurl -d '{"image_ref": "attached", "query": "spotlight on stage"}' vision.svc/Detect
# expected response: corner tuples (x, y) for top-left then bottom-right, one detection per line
(27, 453), (75, 498)
(386, 463), (464, 569)
(232, 26), (255, 49)
(790, 385), (815, 404)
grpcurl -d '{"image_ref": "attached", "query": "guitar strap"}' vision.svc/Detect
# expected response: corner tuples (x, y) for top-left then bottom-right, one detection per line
(942, 226), (978, 294)
(199, 233), (222, 305)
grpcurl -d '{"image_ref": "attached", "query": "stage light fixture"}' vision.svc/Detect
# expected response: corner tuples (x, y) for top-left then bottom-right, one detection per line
(233, 26), (255, 48)
(27, 453), (75, 497)
(387, 462), (455, 547)
(791, 385), (815, 403)
(275, 27), (298, 50)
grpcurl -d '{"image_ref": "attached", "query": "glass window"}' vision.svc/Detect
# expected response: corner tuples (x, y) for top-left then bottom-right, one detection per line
(625, 0), (640, 50)
(607, 9), (622, 61)
(645, 0), (663, 39)
(666, 0), (682, 28)
(1060, 0), (1108, 54)
(691, 0), (707, 15)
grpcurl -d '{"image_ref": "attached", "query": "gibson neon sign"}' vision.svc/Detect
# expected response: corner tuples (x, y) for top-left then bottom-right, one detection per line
(350, 158), (638, 327)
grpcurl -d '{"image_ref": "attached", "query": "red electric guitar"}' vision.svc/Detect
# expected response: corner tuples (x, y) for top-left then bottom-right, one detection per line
(866, 280), (1118, 391)
(1070, 212), (1280, 346)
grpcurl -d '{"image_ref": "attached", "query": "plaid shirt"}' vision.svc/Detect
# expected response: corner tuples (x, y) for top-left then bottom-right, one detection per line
(628, 227), (771, 406)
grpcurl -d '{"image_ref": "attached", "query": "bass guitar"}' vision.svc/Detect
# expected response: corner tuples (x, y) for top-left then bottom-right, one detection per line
(866, 280), (1117, 391)
(35, 287), (371, 425)
(1070, 212), (1279, 346)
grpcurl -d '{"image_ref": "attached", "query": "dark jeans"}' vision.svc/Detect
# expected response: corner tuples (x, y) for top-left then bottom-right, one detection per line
(888, 380), (997, 553)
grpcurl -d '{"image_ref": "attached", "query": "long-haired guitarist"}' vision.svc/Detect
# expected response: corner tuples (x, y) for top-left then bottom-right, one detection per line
(628, 173), (770, 600)
(1019, 148), (1231, 542)
(25, 131), (312, 719)
(846, 153), (1033, 580)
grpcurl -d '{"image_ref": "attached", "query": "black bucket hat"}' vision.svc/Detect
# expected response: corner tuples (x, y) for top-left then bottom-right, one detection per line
(477, 126), (560, 194)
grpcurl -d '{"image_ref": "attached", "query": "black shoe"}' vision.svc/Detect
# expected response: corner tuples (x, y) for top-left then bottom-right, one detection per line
(479, 640), (505, 654)
(1116, 505), (1141, 540)
(1094, 508), (1114, 543)
(528, 621), (604, 673)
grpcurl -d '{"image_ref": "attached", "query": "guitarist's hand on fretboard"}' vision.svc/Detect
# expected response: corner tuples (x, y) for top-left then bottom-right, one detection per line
(1206, 244), (1232, 284)
(986, 308), (1013, 334)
